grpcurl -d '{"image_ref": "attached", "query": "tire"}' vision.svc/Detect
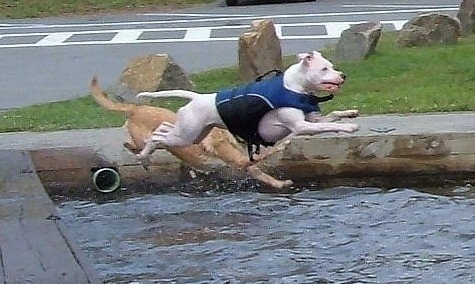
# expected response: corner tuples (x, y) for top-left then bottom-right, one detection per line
(225, 0), (239, 6)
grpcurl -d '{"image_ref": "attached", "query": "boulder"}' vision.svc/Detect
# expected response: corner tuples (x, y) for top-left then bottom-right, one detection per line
(457, 0), (475, 36)
(397, 13), (461, 47)
(333, 22), (382, 63)
(109, 54), (194, 103)
(238, 20), (283, 82)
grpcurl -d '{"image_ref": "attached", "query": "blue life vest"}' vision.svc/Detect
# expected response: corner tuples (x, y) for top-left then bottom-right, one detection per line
(216, 74), (321, 147)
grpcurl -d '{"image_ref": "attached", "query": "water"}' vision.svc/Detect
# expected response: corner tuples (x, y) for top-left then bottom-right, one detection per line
(56, 184), (475, 283)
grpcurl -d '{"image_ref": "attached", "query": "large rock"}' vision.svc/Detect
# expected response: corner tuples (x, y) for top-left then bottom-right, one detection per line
(457, 0), (475, 36)
(397, 13), (461, 47)
(333, 22), (382, 63)
(110, 54), (194, 102)
(238, 20), (283, 82)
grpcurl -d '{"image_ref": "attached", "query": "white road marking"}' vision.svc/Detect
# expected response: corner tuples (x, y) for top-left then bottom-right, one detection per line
(35, 32), (74, 46)
(0, 20), (408, 48)
(392, 21), (407, 30)
(183, 27), (212, 41)
(142, 13), (253, 17)
(318, 22), (351, 39)
(0, 7), (458, 31)
(342, 4), (458, 9)
(110, 30), (143, 43)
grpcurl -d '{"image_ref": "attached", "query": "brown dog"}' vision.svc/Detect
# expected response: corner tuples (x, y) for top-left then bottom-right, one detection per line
(91, 76), (292, 189)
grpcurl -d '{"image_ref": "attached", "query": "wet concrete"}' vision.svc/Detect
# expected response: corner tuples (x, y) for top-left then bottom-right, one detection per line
(0, 150), (100, 283)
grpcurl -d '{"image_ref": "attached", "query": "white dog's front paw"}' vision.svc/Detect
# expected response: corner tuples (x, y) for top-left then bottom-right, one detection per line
(345, 109), (359, 118)
(330, 109), (359, 119)
(136, 92), (151, 98)
(340, 123), (359, 133)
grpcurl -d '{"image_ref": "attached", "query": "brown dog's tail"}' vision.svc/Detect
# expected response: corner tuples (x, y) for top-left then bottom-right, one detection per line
(91, 76), (134, 113)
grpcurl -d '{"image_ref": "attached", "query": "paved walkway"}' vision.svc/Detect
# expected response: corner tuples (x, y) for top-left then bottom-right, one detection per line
(1, 112), (474, 153)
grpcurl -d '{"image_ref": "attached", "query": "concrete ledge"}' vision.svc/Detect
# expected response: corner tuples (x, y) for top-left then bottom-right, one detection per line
(269, 132), (475, 175)
(0, 150), (101, 283)
(265, 113), (475, 187)
(266, 132), (475, 188)
(1, 113), (474, 190)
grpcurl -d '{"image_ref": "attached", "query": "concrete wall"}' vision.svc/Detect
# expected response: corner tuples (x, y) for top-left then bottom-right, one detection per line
(2, 113), (474, 191)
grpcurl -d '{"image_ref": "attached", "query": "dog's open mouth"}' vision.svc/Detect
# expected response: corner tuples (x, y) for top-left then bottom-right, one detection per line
(320, 82), (343, 92)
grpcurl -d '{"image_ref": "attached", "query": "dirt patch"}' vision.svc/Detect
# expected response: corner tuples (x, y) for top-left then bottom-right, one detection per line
(57, 3), (208, 17)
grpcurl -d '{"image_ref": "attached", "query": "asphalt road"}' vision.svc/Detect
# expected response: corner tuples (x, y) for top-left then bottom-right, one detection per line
(0, 0), (460, 109)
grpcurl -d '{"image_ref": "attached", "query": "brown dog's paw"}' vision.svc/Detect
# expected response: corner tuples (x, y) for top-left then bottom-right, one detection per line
(124, 142), (140, 154)
(280, 179), (294, 188)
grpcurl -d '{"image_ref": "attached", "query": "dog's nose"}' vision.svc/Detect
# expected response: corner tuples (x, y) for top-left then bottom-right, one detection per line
(341, 73), (347, 80)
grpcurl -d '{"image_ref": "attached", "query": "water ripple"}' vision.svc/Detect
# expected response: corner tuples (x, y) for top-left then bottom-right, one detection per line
(57, 186), (475, 283)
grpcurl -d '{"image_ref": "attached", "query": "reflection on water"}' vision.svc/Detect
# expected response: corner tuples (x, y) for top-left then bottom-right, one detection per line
(57, 184), (475, 283)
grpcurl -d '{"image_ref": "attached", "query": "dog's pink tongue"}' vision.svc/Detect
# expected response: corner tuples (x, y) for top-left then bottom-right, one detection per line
(323, 83), (340, 92)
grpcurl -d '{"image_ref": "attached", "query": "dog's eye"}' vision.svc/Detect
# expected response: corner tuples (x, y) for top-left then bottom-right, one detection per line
(322, 67), (329, 71)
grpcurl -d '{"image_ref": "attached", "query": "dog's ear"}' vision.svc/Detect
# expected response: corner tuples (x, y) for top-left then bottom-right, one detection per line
(312, 51), (323, 58)
(297, 52), (311, 60)
(297, 52), (312, 65)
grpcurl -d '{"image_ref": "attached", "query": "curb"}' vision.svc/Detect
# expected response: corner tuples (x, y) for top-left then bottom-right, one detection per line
(1, 113), (475, 192)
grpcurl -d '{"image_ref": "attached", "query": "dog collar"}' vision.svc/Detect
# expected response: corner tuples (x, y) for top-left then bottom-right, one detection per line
(310, 93), (334, 103)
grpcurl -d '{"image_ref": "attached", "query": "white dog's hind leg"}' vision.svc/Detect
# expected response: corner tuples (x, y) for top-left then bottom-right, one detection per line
(151, 101), (213, 147)
(135, 138), (158, 169)
(150, 121), (203, 147)
(152, 122), (175, 137)
(150, 122), (174, 143)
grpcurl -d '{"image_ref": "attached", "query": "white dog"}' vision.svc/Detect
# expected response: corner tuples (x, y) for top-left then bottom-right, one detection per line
(137, 51), (359, 160)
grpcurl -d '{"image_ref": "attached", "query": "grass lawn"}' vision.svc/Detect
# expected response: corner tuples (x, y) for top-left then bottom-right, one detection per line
(325, 34), (475, 114)
(0, 0), (215, 19)
(1, 33), (475, 133)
